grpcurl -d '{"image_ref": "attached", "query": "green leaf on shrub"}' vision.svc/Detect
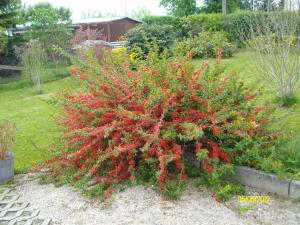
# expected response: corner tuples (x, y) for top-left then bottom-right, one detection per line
(179, 122), (204, 142)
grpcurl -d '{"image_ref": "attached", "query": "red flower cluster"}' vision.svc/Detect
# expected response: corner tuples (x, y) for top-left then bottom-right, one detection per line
(56, 51), (267, 197)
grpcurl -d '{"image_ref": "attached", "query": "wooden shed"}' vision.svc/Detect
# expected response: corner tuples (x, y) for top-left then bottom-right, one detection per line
(72, 17), (142, 42)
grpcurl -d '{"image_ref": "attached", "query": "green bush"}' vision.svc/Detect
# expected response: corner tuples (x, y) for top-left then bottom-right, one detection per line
(125, 24), (176, 55)
(143, 15), (185, 38)
(174, 31), (236, 58)
(233, 136), (300, 180)
(0, 27), (8, 54)
(143, 15), (184, 27)
(136, 12), (300, 49)
(226, 11), (270, 45)
(184, 13), (225, 35)
(49, 44), (276, 201)
(226, 11), (300, 46)
(124, 12), (299, 54)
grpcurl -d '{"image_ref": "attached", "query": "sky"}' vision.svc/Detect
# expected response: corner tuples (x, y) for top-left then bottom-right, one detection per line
(22, 0), (169, 19)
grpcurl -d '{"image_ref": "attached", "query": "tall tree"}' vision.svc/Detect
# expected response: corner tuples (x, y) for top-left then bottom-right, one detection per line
(160, 0), (198, 17)
(0, 0), (20, 53)
(241, 0), (254, 10)
(202, 0), (244, 13)
(278, 0), (285, 10)
(21, 2), (72, 59)
(222, 0), (227, 15)
(0, 0), (20, 28)
(255, 0), (278, 11)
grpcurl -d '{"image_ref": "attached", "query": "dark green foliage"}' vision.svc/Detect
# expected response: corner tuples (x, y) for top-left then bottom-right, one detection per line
(0, 35), (23, 63)
(143, 15), (184, 28)
(38, 174), (54, 185)
(159, 177), (187, 200)
(234, 137), (300, 180)
(184, 161), (203, 177)
(194, 164), (245, 202)
(241, 0), (254, 10)
(237, 0), (281, 11)
(84, 185), (105, 199)
(201, 0), (244, 14)
(135, 160), (159, 184)
(185, 11), (300, 47)
(275, 96), (298, 107)
(255, 0), (279, 11)
(160, 0), (199, 17)
(125, 24), (176, 55)
(226, 11), (269, 45)
(127, 11), (300, 54)
(21, 2), (72, 59)
(0, 0), (20, 28)
(38, 173), (69, 187)
(143, 15), (186, 38)
(184, 13), (225, 35)
(186, 162), (245, 202)
(0, 0), (20, 54)
(226, 11), (300, 45)
(174, 30), (236, 58)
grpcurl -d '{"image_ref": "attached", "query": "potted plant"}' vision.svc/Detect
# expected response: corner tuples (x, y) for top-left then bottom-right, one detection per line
(0, 120), (15, 183)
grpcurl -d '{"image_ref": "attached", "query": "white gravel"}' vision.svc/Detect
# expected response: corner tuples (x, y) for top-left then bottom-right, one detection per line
(14, 174), (300, 225)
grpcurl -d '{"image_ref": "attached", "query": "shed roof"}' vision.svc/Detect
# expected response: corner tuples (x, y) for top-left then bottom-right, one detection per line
(72, 17), (142, 25)
(10, 16), (142, 34)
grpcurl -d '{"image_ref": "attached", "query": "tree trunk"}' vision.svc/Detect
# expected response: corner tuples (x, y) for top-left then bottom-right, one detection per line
(222, 0), (227, 15)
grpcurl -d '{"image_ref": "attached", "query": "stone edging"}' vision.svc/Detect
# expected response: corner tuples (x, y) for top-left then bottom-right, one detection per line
(183, 152), (300, 199)
(236, 166), (300, 199)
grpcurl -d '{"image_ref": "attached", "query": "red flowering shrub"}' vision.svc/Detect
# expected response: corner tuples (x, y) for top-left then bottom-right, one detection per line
(54, 49), (271, 200)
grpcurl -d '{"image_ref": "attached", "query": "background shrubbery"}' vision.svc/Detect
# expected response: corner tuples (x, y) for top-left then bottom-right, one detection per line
(143, 15), (185, 38)
(174, 31), (235, 58)
(125, 24), (176, 55)
(184, 13), (225, 34)
(126, 11), (300, 59)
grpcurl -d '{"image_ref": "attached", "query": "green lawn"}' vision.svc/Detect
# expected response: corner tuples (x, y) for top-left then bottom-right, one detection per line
(230, 52), (300, 133)
(0, 76), (79, 173)
(194, 50), (300, 133)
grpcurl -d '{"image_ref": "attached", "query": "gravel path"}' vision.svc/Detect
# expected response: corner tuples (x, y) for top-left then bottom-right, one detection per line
(14, 174), (300, 225)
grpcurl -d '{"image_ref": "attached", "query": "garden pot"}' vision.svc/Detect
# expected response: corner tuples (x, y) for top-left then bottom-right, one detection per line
(0, 152), (14, 183)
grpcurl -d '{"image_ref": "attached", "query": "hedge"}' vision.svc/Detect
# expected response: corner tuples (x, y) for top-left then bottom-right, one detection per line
(184, 13), (226, 35)
(143, 15), (186, 38)
(125, 11), (300, 55)
(223, 11), (267, 46)
(125, 24), (176, 55)
(226, 11), (300, 45)
(141, 11), (300, 42)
